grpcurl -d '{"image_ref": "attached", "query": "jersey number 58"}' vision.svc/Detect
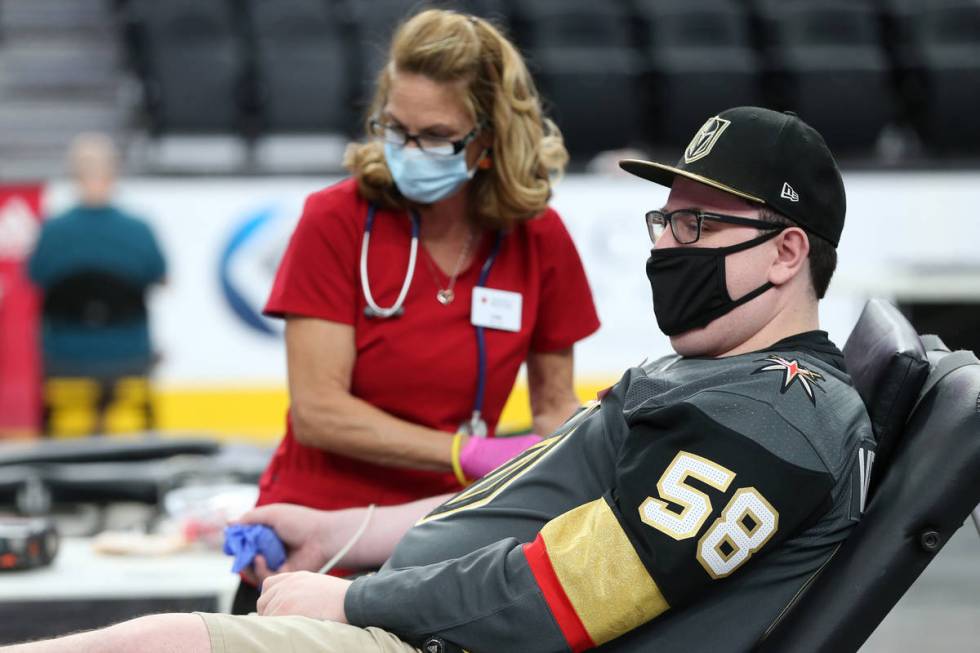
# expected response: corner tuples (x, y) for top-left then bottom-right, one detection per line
(638, 451), (779, 579)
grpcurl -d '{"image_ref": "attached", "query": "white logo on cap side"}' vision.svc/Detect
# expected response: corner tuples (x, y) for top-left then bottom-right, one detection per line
(684, 116), (731, 164)
(781, 182), (799, 202)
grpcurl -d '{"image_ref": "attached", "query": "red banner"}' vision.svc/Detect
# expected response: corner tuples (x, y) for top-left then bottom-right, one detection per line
(0, 184), (43, 437)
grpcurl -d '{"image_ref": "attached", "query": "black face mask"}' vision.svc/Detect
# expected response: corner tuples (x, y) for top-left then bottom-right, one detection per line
(645, 230), (783, 336)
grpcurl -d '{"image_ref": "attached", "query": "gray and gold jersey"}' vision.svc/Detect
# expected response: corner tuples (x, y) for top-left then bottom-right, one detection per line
(346, 332), (875, 653)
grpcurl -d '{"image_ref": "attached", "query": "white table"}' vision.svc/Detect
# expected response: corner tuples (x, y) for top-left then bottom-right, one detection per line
(0, 537), (240, 643)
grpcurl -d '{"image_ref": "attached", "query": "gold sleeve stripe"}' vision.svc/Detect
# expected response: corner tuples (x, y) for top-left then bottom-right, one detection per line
(540, 498), (670, 646)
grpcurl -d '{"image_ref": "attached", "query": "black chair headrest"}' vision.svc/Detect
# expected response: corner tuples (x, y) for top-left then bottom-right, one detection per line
(842, 299), (930, 495)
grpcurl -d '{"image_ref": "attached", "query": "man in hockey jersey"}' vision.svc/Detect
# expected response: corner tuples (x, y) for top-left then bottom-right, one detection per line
(7, 107), (874, 653)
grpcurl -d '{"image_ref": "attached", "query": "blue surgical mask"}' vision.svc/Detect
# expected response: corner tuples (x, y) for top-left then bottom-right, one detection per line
(384, 141), (480, 204)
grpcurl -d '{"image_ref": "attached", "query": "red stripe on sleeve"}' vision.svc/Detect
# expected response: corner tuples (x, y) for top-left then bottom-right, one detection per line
(523, 535), (596, 653)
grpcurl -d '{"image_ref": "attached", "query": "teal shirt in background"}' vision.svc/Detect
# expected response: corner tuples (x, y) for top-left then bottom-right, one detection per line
(28, 204), (167, 375)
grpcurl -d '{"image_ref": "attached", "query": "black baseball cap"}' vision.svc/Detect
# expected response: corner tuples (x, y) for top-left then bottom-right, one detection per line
(620, 107), (846, 247)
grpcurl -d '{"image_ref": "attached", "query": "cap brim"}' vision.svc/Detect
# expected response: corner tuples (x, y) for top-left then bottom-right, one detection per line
(618, 158), (764, 204)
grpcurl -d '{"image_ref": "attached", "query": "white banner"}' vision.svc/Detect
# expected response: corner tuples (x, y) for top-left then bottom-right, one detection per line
(42, 171), (980, 389)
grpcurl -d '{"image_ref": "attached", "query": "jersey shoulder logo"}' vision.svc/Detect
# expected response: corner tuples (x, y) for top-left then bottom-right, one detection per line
(752, 355), (826, 404)
(684, 116), (731, 163)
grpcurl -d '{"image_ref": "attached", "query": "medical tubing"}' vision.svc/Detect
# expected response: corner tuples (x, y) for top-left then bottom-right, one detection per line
(317, 503), (377, 575)
(360, 205), (420, 318)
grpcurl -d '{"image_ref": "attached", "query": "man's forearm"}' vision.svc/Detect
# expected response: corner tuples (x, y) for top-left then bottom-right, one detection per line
(345, 537), (567, 653)
(342, 493), (453, 569)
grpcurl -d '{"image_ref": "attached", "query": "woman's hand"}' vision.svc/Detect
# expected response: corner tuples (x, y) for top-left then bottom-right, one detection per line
(458, 433), (543, 480)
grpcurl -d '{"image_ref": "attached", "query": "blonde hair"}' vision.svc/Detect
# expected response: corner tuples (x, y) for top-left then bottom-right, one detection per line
(343, 9), (568, 230)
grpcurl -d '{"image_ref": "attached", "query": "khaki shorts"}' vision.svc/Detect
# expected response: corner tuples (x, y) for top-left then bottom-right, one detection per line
(196, 612), (420, 653)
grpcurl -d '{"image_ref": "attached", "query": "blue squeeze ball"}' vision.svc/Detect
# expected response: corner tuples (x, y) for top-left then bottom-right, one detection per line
(223, 524), (287, 573)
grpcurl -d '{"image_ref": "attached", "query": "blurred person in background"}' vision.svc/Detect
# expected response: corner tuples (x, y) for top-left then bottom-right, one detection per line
(235, 9), (600, 610)
(28, 132), (166, 435)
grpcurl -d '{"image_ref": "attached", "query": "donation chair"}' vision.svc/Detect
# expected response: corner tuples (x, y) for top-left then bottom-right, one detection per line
(755, 299), (980, 651)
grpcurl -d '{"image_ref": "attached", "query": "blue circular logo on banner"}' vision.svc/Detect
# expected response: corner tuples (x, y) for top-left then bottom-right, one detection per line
(219, 204), (284, 337)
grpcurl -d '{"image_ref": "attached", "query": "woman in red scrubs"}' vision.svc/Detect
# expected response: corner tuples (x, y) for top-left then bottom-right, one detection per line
(233, 8), (600, 611)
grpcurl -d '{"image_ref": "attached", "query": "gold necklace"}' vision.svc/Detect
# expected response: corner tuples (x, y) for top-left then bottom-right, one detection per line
(424, 230), (476, 305)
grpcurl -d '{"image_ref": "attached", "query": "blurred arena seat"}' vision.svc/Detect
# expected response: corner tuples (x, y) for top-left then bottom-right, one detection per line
(0, 0), (123, 180)
(635, 0), (762, 149)
(121, 0), (249, 171)
(1, 0), (978, 176)
(508, 0), (630, 49)
(344, 0), (512, 117)
(346, 0), (431, 122)
(885, 0), (980, 154)
(450, 0), (512, 26)
(246, 0), (352, 135)
(509, 0), (642, 158)
(125, 0), (245, 134)
(244, 0), (353, 171)
(753, 0), (894, 154)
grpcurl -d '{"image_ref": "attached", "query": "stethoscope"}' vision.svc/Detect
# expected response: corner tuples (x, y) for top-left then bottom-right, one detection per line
(360, 204), (503, 437)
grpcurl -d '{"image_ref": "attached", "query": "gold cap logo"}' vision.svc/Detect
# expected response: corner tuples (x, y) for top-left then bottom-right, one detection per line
(684, 116), (731, 164)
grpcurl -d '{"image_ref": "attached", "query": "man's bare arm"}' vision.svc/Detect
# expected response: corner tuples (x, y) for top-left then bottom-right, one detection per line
(237, 493), (452, 583)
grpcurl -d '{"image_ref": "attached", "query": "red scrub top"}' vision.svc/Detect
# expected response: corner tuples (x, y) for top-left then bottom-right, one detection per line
(258, 178), (599, 511)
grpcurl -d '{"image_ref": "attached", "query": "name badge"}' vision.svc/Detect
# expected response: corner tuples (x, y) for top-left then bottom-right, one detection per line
(471, 287), (522, 332)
